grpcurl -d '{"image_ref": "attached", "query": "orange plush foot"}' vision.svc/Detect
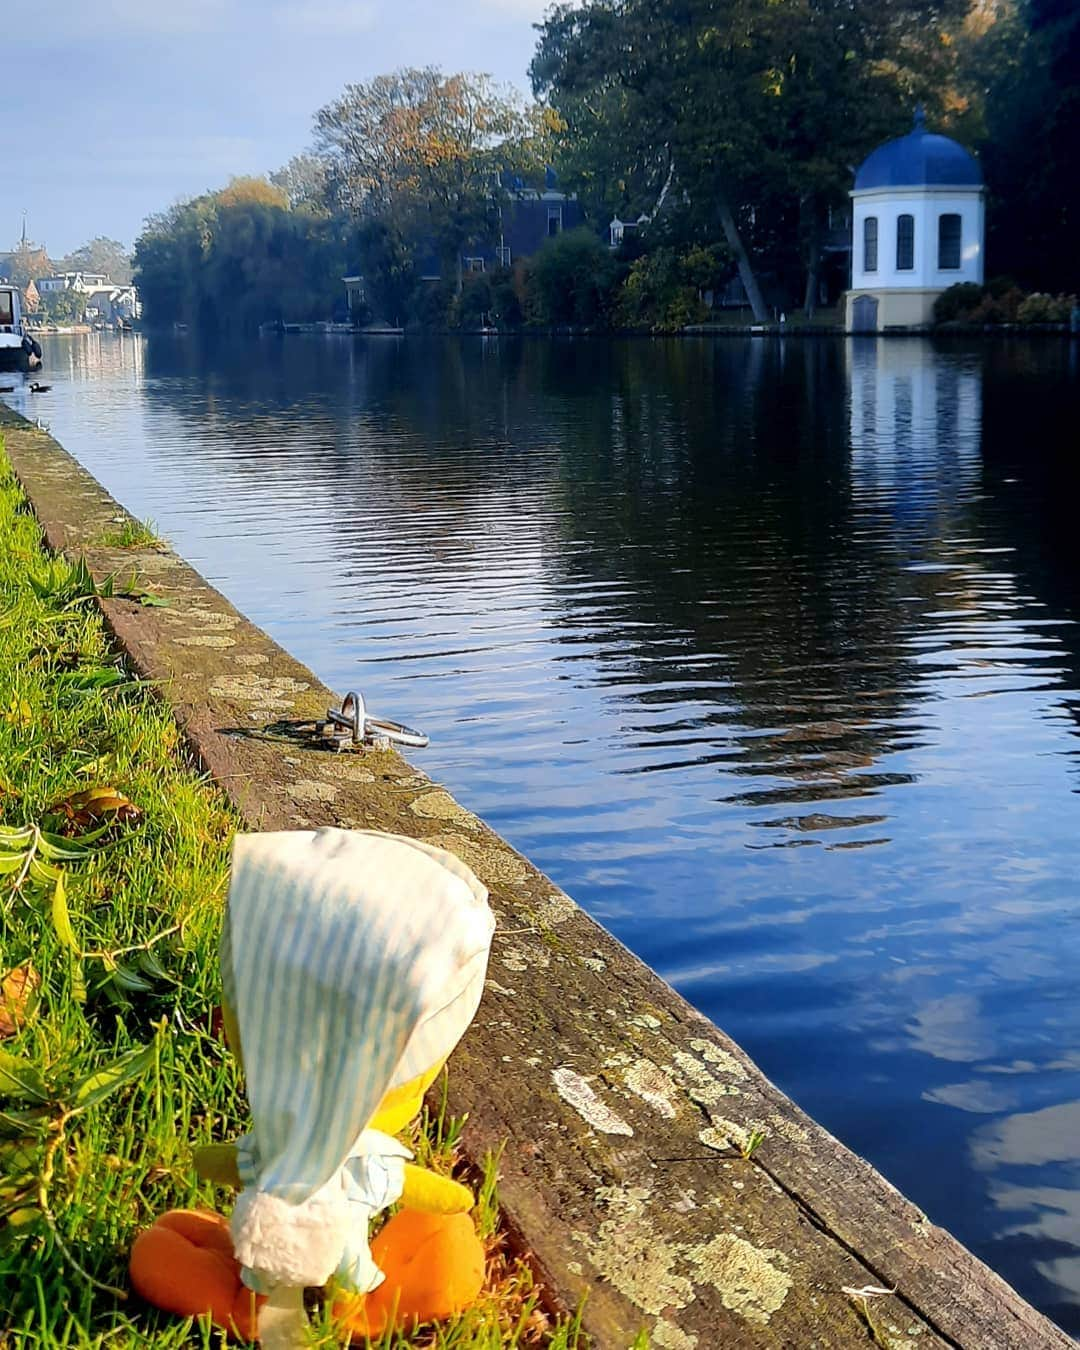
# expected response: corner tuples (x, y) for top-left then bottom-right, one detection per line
(334, 1209), (486, 1339)
(129, 1209), (263, 1340)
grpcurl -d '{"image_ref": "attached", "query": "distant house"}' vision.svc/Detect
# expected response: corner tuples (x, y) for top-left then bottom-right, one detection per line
(99, 284), (140, 322)
(490, 168), (586, 269)
(345, 169), (586, 316)
(38, 271), (110, 294)
(39, 271), (140, 322)
(418, 170), (586, 281)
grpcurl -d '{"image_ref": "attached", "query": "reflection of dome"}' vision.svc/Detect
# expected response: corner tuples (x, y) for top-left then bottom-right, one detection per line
(854, 108), (982, 191)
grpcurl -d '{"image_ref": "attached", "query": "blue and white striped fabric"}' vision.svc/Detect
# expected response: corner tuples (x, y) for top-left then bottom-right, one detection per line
(220, 828), (494, 1300)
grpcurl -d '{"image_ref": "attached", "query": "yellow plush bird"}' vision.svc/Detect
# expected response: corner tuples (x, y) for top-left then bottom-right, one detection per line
(130, 828), (495, 1344)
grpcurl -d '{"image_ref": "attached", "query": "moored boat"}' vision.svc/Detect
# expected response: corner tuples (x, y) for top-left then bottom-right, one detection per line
(0, 285), (43, 372)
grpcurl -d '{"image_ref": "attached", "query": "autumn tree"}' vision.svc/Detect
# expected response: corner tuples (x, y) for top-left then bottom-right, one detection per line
(2, 239), (52, 290)
(313, 68), (549, 289)
(213, 177), (290, 210)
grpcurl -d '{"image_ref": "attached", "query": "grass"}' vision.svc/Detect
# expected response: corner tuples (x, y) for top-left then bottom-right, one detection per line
(0, 436), (579, 1348)
(739, 1127), (767, 1161)
(94, 517), (163, 550)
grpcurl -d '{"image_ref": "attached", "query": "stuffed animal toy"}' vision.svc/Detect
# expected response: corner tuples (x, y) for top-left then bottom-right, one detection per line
(129, 828), (496, 1346)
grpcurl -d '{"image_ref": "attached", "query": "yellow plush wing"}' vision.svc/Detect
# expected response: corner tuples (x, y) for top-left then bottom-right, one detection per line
(400, 1164), (474, 1214)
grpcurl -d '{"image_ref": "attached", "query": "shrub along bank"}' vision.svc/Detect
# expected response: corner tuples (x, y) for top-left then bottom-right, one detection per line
(934, 280), (1078, 327)
(0, 436), (574, 1349)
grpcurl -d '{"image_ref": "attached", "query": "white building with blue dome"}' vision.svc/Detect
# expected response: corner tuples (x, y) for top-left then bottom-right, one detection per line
(844, 109), (985, 332)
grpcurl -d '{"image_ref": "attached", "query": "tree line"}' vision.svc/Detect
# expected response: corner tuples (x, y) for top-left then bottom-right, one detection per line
(133, 0), (1078, 331)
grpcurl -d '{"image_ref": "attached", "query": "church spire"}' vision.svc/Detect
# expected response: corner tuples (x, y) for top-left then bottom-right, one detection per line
(20, 211), (27, 246)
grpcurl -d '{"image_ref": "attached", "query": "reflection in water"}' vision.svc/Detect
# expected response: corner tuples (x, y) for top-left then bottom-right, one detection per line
(5, 332), (1080, 1330)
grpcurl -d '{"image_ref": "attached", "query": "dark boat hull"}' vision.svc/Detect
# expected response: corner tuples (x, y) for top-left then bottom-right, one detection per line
(0, 348), (31, 373)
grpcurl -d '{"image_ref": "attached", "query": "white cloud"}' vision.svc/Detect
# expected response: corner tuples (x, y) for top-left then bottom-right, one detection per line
(906, 993), (995, 1064)
(973, 1101), (1080, 1170)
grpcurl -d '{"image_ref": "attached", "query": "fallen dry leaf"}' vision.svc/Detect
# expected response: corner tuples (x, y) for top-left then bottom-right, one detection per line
(0, 963), (41, 1038)
(51, 785), (142, 832)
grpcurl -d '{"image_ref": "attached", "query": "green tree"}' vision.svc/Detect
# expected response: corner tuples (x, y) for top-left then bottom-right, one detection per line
(978, 0), (1079, 288)
(56, 236), (133, 285)
(133, 184), (351, 331)
(532, 0), (982, 318)
(351, 218), (415, 325)
(613, 243), (728, 330)
(41, 288), (86, 324)
(527, 227), (619, 326)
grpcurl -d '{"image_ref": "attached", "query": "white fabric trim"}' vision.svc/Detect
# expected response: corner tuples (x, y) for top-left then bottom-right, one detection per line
(232, 1186), (349, 1289)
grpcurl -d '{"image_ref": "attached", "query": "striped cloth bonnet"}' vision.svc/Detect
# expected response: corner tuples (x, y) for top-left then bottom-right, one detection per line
(220, 827), (494, 1293)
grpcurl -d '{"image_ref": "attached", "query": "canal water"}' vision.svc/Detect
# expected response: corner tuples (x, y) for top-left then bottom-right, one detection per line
(6, 333), (1080, 1329)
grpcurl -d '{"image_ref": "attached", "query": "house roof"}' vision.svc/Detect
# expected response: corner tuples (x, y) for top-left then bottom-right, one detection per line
(854, 108), (983, 192)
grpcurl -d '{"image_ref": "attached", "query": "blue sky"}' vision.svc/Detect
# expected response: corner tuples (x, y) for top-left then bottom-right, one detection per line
(8, 0), (548, 258)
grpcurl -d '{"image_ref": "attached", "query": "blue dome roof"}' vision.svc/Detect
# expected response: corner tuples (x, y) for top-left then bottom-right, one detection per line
(854, 110), (982, 191)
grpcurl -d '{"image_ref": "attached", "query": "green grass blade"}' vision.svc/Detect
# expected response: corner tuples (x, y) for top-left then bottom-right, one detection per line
(0, 1050), (50, 1104)
(73, 1041), (156, 1111)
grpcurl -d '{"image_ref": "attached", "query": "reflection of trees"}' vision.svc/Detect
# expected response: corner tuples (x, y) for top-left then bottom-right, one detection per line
(134, 334), (563, 596)
(129, 332), (1080, 839)
(131, 332), (1008, 839)
(976, 341), (1080, 709)
(525, 338), (970, 830)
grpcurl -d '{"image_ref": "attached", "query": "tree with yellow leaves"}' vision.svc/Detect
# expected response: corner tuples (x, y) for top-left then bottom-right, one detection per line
(314, 68), (553, 289)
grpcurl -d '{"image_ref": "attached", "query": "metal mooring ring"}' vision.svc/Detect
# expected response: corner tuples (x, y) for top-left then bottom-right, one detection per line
(362, 714), (430, 749)
(324, 691), (429, 749)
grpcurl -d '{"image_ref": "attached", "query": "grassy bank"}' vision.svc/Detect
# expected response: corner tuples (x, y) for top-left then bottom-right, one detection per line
(0, 436), (575, 1348)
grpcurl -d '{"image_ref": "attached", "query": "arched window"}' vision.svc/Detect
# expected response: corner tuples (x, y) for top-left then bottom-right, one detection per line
(938, 214), (962, 270)
(863, 216), (878, 273)
(896, 215), (915, 271)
